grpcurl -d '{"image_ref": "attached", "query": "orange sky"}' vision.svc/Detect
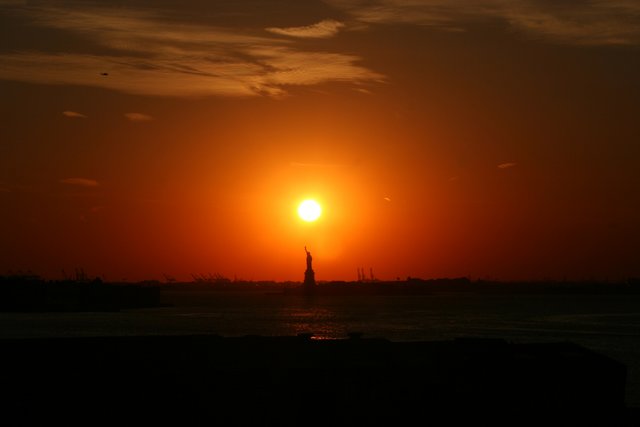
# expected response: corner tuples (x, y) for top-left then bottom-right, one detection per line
(1, 0), (639, 281)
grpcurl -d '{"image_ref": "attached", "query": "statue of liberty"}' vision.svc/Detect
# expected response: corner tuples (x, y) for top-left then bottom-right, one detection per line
(305, 246), (313, 271)
(304, 246), (315, 287)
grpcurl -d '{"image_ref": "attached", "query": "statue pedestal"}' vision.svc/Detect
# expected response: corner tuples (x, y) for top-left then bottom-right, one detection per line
(304, 269), (315, 287)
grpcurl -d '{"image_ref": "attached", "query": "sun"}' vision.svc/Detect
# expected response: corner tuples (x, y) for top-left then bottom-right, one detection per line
(298, 199), (322, 222)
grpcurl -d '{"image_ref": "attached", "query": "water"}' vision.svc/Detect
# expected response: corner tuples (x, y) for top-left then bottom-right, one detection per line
(2, 291), (640, 406)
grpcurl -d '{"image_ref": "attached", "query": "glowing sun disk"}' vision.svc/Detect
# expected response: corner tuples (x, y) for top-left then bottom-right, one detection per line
(298, 200), (321, 222)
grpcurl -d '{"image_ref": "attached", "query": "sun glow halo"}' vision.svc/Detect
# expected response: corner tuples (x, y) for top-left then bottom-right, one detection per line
(298, 199), (322, 222)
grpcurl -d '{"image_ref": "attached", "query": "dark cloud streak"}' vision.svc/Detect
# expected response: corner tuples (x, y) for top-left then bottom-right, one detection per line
(326, 0), (640, 46)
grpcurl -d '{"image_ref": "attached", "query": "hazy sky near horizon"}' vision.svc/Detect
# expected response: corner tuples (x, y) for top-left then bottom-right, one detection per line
(1, 0), (639, 281)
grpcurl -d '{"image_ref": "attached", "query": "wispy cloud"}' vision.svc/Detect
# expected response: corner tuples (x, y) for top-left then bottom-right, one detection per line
(290, 161), (349, 169)
(0, 5), (382, 97)
(0, 182), (33, 193)
(266, 19), (345, 39)
(63, 111), (87, 119)
(124, 112), (154, 122)
(501, 1), (640, 46)
(249, 46), (384, 89)
(60, 178), (99, 187)
(326, 0), (640, 46)
(1, 52), (262, 97)
(498, 162), (517, 169)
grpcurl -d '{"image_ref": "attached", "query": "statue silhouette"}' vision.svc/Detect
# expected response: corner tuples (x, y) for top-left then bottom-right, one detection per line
(305, 246), (313, 271)
(304, 246), (315, 287)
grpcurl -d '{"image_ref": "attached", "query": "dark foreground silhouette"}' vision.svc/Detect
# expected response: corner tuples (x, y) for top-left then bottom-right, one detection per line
(3, 274), (640, 313)
(0, 276), (161, 312)
(1, 335), (632, 426)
